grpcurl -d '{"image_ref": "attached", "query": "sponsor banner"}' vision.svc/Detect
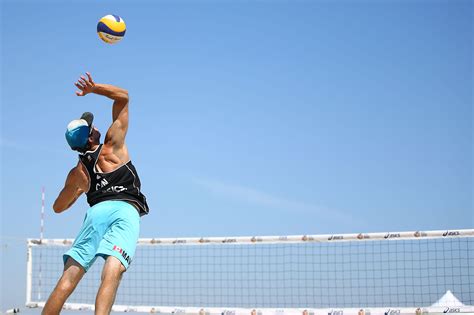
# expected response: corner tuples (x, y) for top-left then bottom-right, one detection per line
(172, 239), (187, 244)
(251, 237), (263, 243)
(30, 305), (474, 314)
(328, 235), (344, 241)
(150, 238), (162, 244)
(384, 233), (401, 239)
(222, 238), (237, 244)
(443, 231), (461, 237)
(413, 231), (427, 238)
(28, 228), (474, 248)
(357, 234), (370, 240)
(443, 307), (461, 313)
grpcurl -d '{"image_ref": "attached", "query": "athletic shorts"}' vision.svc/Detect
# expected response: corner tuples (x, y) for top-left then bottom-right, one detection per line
(63, 200), (140, 272)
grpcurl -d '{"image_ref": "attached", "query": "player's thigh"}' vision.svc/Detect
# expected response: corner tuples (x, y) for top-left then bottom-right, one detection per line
(60, 257), (86, 288)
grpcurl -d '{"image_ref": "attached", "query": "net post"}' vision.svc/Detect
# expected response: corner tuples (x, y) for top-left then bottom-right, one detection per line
(38, 186), (45, 301)
(25, 240), (33, 307)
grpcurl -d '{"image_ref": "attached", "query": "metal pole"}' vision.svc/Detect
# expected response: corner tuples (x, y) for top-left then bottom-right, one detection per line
(25, 241), (33, 306)
(38, 187), (45, 301)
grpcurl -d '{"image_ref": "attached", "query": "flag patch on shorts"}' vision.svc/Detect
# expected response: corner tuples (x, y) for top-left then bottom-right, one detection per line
(113, 245), (132, 265)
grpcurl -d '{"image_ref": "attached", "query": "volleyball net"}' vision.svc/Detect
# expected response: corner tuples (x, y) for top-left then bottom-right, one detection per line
(26, 229), (474, 314)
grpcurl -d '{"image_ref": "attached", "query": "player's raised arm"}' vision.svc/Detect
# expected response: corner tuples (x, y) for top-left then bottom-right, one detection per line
(53, 163), (88, 213)
(75, 72), (129, 148)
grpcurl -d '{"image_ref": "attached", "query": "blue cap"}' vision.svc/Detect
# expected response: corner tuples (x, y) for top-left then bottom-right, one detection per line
(65, 112), (94, 150)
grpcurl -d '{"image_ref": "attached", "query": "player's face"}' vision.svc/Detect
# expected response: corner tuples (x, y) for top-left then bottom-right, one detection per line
(90, 126), (101, 144)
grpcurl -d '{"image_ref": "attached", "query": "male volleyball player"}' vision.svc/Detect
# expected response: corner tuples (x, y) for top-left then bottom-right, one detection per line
(42, 72), (149, 315)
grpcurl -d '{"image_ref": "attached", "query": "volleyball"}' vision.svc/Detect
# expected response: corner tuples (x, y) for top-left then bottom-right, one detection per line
(97, 15), (126, 44)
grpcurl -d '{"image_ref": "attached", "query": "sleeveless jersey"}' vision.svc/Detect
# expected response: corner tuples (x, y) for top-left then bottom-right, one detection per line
(79, 144), (149, 216)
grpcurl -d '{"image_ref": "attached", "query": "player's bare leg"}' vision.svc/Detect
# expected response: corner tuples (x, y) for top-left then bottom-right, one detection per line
(42, 258), (85, 315)
(95, 256), (126, 315)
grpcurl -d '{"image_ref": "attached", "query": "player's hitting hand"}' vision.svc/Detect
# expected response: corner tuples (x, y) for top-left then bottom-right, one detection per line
(75, 72), (95, 96)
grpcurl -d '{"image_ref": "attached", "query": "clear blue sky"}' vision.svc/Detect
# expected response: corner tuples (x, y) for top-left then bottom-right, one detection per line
(1, 0), (472, 311)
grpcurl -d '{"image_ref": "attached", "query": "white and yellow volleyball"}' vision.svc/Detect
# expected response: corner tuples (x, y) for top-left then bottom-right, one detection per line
(97, 15), (126, 44)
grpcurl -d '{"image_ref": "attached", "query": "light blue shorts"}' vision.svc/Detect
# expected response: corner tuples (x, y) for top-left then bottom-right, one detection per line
(63, 200), (140, 272)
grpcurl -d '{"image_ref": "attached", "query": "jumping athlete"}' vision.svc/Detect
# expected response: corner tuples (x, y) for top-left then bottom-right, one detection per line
(42, 72), (149, 315)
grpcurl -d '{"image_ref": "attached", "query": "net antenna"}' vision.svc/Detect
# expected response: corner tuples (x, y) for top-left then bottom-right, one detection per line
(26, 229), (474, 315)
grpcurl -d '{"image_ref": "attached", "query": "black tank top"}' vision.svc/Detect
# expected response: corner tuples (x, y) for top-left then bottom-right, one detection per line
(79, 144), (149, 216)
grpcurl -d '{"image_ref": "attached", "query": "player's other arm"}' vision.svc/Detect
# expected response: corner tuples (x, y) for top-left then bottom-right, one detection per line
(53, 164), (87, 213)
(75, 72), (129, 147)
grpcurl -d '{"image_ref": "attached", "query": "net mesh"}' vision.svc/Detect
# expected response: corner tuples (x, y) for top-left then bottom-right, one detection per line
(29, 235), (473, 308)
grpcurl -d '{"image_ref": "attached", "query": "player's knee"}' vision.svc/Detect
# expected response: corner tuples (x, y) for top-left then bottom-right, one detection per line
(101, 267), (125, 283)
(57, 276), (76, 293)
